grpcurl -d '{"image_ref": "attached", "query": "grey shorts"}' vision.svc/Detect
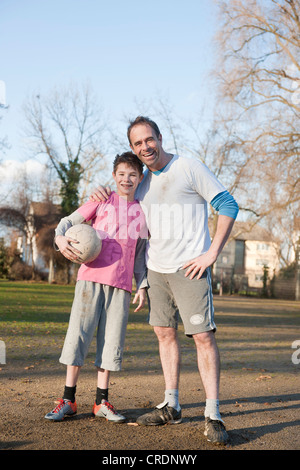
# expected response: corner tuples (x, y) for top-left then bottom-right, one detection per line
(147, 268), (216, 336)
(59, 280), (131, 371)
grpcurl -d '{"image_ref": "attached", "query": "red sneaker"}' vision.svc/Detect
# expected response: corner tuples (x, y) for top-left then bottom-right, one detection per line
(45, 398), (77, 421)
(92, 399), (126, 423)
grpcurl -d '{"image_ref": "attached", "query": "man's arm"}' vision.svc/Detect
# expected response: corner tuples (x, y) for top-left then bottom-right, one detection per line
(183, 214), (235, 279)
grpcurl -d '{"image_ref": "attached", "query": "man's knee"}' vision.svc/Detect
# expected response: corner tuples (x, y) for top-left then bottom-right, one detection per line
(154, 326), (177, 343)
(193, 330), (216, 348)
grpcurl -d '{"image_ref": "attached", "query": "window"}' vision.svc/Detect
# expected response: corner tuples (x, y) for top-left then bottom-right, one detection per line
(256, 259), (269, 266)
(256, 243), (269, 251)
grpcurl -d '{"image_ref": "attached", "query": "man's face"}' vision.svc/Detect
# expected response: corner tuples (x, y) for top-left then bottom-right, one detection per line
(129, 124), (163, 171)
(112, 163), (143, 200)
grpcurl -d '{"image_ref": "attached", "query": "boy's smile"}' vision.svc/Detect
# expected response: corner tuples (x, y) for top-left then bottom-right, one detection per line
(112, 162), (143, 201)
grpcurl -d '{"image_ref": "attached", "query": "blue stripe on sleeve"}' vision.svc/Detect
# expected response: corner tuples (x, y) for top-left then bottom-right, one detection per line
(210, 190), (239, 219)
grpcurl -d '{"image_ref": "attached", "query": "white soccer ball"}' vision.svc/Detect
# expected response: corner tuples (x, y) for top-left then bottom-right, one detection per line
(65, 224), (102, 264)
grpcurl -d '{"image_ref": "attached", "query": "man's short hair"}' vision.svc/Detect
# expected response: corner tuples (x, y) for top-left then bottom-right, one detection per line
(127, 116), (161, 144)
(113, 151), (144, 175)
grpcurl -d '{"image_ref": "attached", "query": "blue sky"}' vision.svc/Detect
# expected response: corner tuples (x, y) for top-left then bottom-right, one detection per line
(0, 0), (218, 168)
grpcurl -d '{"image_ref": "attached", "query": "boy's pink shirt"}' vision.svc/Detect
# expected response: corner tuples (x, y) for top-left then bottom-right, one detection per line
(76, 192), (147, 293)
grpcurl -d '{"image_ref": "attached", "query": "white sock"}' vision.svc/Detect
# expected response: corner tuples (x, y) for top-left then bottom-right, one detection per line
(157, 389), (180, 411)
(204, 398), (223, 422)
(165, 389), (180, 410)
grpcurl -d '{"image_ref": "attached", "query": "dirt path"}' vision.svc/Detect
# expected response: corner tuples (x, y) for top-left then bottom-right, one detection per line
(0, 296), (299, 453)
(0, 364), (299, 452)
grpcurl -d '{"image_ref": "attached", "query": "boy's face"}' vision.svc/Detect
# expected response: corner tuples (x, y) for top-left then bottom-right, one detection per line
(112, 162), (143, 200)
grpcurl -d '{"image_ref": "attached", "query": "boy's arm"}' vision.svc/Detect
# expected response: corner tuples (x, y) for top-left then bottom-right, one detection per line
(55, 210), (86, 240)
(54, 200), (101, 261)
(133, 237), (148, 291)
(132, 287), (146, 312)
(132, 237), (148, 312)
(54, 210), (86, 262)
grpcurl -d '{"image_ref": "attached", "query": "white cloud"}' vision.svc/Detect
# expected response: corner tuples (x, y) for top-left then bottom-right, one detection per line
(0, 159), (45, 181)
(0, 159), (47, 202)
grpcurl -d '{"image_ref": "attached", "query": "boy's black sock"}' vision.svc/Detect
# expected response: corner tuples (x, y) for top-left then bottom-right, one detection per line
(96, 387), (108, 405)
(63, 385), (76, 403)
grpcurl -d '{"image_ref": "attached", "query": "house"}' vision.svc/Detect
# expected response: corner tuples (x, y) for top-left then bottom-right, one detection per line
(17, 201), (62, 280)
(210, 220), (279, 292)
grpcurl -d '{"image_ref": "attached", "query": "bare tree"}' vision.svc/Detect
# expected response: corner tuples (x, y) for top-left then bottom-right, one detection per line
(23, 83), (107, 215)
(211, 0), (300, 261)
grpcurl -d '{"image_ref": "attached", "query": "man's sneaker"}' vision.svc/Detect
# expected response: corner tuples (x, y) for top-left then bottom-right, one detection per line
(45, 398), (77, 421)
(92, 399), (126, 423)
(136, 404), (182, 426)
(204, 417), (229, 445)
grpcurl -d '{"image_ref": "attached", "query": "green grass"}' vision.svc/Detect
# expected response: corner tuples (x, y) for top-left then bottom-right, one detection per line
(0, 280), (74, 322)
(0, 280), (299, 374)
(0, 280), (155, 366)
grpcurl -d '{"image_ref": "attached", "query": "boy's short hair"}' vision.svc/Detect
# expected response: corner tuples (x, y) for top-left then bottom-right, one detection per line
(127, 116), (161, 144)
(113, 151), (144, 175)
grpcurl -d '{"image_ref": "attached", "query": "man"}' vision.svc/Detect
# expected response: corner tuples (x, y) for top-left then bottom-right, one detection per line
(91, 116), (239, 444)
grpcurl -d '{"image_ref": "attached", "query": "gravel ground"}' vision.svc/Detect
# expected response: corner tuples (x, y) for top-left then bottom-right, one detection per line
(1, 296), (299, 457)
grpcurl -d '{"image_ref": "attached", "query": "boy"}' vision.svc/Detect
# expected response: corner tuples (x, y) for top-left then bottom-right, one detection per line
(45, 151), (148, 423)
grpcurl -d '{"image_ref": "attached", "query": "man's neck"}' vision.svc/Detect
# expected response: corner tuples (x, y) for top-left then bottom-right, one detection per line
(148, 152), (173, 172)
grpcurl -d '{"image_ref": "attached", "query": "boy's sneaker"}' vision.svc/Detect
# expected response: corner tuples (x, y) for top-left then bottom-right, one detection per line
(92, 399), (126, 423)
(204, 417), (229, 445)
(45, 398), (77, 421)
(136, 404), (182, 426)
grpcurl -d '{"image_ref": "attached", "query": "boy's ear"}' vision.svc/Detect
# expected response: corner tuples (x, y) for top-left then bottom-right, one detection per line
(139, 173), (144, 182)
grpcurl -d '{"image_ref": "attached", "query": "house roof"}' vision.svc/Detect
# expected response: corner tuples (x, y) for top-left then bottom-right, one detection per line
(208, 219), (273, 242)
(28, 201), (62, 232)
(29, 202), (61, 217)
(232, 221), (273, 242)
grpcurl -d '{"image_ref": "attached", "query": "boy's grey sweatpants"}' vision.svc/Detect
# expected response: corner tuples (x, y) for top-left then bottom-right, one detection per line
(59, 280), (131, 371)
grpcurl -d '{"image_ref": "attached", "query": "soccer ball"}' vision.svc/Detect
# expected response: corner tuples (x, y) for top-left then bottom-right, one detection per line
(65, 224), (102, 264)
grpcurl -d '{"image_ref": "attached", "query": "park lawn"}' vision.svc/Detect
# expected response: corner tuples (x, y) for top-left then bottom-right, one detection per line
(0, 280), (299, 375)
(0, 280), (157, 368)
(0, 280), (74, 363)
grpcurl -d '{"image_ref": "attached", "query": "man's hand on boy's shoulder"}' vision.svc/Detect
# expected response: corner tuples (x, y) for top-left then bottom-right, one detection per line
(55, 235), (81, 262)
(90, 185), (111, 202)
